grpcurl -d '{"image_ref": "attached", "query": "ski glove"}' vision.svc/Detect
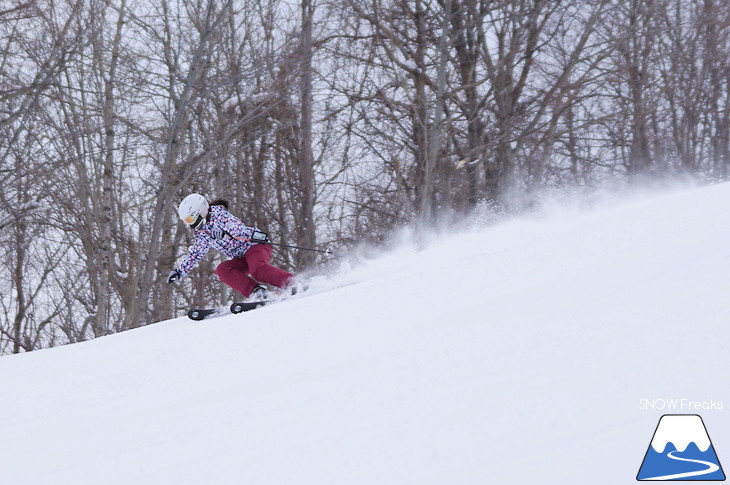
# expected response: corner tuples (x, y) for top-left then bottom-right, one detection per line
(167, 269), (181, 284)
(210, 227), (225, 240)
(250, 229), (270, 243)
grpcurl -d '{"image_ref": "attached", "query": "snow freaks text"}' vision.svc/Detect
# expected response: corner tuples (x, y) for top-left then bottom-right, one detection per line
(639, 399), (724, 411)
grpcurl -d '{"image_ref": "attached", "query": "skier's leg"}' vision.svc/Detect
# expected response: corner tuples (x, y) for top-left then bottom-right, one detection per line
(215, 258), (259, 298)
(244, 244), (294, 289)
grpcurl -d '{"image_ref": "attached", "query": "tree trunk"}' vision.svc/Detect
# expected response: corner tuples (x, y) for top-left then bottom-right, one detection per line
(420, 0), (452, 221)
(12, 219), (27, 354)
(96, 0), (126, 336)
(298, 0), (317, 268)
(451, 0), (484, 208)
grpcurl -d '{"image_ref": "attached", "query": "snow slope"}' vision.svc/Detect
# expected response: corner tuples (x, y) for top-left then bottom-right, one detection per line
(3, 183), (730, 484)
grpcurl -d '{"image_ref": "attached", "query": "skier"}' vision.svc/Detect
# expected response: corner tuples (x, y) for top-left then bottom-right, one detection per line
(166, 193), (294, 300)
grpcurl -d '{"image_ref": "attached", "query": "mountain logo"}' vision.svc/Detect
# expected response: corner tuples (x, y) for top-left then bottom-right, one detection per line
(637, 414), (725, 481)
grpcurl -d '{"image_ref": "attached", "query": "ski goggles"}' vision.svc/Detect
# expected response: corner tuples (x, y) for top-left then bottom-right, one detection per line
(183, 214), (204, 230)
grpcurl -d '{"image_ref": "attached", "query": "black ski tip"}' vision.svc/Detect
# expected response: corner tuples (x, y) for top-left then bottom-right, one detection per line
(230, 301), (267, 314)
(188, 308), (219, 320)
(188, 309), (204, 320)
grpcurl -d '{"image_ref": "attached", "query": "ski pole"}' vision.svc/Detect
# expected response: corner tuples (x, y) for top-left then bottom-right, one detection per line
(228, 229), (336, 256)
(267, 241), (335, 256)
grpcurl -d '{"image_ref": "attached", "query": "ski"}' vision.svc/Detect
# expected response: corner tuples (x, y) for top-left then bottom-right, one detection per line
(187, 301), (267, 320)
(187, 280), (357, 321)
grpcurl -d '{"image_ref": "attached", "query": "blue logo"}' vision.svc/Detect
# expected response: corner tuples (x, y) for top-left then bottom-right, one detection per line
(637, 414), (725, 481)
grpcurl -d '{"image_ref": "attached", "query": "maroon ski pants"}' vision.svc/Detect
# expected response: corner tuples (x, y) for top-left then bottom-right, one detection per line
(215, 244), (293, 298)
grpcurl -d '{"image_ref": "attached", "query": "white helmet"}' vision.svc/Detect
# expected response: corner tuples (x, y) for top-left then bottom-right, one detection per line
(178, 193), (209, 230)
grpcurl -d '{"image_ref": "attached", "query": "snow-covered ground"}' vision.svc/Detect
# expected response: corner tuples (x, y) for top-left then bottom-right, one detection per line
(2, 183), (730, 484)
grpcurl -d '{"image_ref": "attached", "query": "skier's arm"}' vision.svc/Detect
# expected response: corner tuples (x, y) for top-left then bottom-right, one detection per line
(175, 232), (212, 278)
(220, 209), (255, 242)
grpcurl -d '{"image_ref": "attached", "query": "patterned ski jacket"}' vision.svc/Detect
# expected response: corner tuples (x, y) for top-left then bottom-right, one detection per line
(175, 205), (259, 278)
